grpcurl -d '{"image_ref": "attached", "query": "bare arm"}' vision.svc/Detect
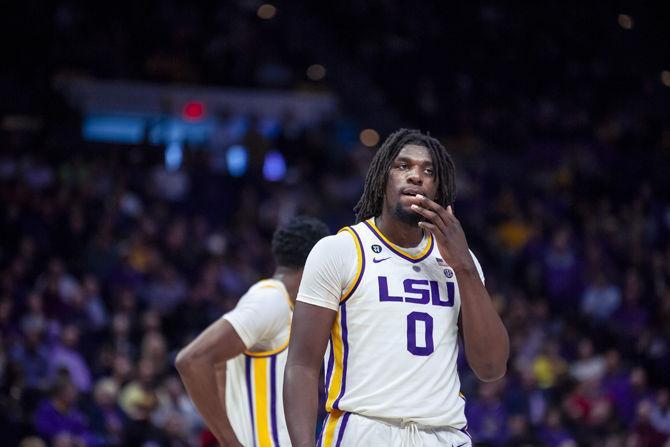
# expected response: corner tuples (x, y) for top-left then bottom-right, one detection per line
(175, 317), (246, 447)
(412, 196), (509, 381)
(455, 265), (509, 381)
(284, 301), (336, 447)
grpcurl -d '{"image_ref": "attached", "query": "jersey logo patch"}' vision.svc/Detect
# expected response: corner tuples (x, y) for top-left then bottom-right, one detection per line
(444, 269), (454, 278)
(373, 257), (390, 263)
(371, 244), (382, 253)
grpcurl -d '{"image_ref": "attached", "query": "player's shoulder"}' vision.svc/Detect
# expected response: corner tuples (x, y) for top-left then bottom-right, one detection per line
(309, 230), (357, 256)
(240, 279), (290, 306)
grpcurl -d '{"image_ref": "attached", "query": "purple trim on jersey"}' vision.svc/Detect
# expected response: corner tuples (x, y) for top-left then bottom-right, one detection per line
(324, 335), (335, 399)
(340, 226), (365, 305)
(245, 356), (257, 447)
(270, 356), (280, 447)
(332, 304), (349, 410)
(363, 220), (434, 263)
(334, 412), (351, 447)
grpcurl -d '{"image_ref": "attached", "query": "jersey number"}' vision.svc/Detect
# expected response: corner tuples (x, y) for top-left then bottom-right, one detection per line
(406, 311), (434, 356)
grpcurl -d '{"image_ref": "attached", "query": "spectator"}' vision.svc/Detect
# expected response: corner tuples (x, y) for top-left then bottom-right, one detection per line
(651, 389), (670, 437)
(630, 400), (668, 447)
(569, 338), (606, 383)
(118, 357), (158, 422)
(48, 324), (92, 393)
(88, 378), (126, 447)
(537, 409), (576, 447)
(580, 271), (621, 321)
(32, 376), (95, 446)
(466, 381), (508, 445)
(10, 316), (50, 392)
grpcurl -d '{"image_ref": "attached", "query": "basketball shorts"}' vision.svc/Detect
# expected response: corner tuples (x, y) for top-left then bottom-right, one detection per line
(319, 412), (473, 447)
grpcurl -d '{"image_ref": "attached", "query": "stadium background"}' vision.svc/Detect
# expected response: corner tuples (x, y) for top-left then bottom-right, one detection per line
(2, 1), (670, 446)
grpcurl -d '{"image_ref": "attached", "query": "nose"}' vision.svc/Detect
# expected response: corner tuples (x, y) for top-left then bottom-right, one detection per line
(407, 166), (422, 185)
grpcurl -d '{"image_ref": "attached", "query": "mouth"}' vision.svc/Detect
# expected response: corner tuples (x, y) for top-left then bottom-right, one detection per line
(401, 188), (423, 197)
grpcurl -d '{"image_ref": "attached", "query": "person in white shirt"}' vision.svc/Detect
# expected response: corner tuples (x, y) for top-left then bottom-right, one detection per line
(176, 216), (329, 447)
(284, 129), (510, 447)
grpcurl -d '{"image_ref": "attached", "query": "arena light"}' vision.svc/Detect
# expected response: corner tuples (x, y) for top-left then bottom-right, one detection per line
(165, 141), (183, 171)
(226, 144), (249, 177)
(617, 14), (633, 30)
(82, 115), (144, 144)
(306, 64), (326, 81)
(182, 101), (205, 121)
(263, 150), (287, 181)
(359, 128), (380, 147)
(257, 4), (276, 20)
(662, 71), (670, 88)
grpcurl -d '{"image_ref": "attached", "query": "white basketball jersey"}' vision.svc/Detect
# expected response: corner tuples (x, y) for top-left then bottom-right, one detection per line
(225, 279), (292, 447)
(320, 219), (476, 444)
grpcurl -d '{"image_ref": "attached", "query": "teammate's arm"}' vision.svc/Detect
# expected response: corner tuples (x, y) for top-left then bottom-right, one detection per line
(412, 195), (509, 381)
(284, 302), (336, 447)
(175, 317), (245, 447)
(283, 234), (353, 447)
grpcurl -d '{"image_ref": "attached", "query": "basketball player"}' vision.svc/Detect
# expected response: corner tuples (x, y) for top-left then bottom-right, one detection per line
(284, 129), (509, 446)
(176, 216), (330, 447)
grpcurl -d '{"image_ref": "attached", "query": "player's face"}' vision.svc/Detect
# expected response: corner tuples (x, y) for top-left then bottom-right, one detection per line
(384, 144), (438, 225)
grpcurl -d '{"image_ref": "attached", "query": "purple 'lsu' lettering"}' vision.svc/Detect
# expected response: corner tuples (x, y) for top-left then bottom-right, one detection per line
(403, 279), (430, 304)
(378, 276), (454, 307)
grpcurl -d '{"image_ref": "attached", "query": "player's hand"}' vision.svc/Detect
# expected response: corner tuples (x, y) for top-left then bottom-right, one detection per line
(410, 195), (477, 273)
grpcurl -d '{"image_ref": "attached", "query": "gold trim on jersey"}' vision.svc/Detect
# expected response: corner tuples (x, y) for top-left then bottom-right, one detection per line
(366, 218), (433, 260)
(325, 311), (345, 412)
(253, 357), (272, 446)
(337, 227), (364, 303)
(244, 279), (292, 358)
(244, 340), (289, 358)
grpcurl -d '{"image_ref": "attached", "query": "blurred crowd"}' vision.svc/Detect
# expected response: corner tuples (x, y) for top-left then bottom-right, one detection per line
(3, 1), (670, 447)
(2, 106), (670, 447)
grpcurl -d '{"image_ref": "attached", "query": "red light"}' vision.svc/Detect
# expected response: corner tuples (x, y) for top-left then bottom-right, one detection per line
(183, 101), (205, 121)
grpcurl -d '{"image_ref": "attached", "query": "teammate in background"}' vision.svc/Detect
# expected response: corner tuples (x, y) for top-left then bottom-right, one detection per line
(284, 129), (509, 446)
(176, 216), (330, 447)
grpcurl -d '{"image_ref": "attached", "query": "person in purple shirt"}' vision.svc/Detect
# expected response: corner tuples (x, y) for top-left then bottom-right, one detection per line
(465, 381), (508, 445)
(48, 324), (92, 393)
(10, 316), (50, 392)
(33, 376), (96, 446)
(537, 409), (575, 447)
(543, 227), (582, 314)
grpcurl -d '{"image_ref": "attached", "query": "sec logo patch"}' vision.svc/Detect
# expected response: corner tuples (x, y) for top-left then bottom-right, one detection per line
(444, 269), (453, 278)
(371, 244), (382, 253)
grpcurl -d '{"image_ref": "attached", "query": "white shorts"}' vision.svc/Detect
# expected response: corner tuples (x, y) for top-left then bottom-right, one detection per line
(317, 412), (473, 447)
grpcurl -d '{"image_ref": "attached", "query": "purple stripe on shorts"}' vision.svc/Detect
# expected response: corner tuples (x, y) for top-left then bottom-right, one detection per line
(332, 304), (349, 410)
(363, 220), (433, 263)
(245, 356), (257, 447)
(270, 355), (280, 447)
(334, 412), (351, 447)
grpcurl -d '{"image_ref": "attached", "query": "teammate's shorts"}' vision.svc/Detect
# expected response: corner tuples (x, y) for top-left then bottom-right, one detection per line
(318, 412), (473, 447)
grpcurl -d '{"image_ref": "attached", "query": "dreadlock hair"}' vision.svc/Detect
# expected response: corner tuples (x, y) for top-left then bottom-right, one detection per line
(271, 215), (330, 269)
(353, 128), (456, 223)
